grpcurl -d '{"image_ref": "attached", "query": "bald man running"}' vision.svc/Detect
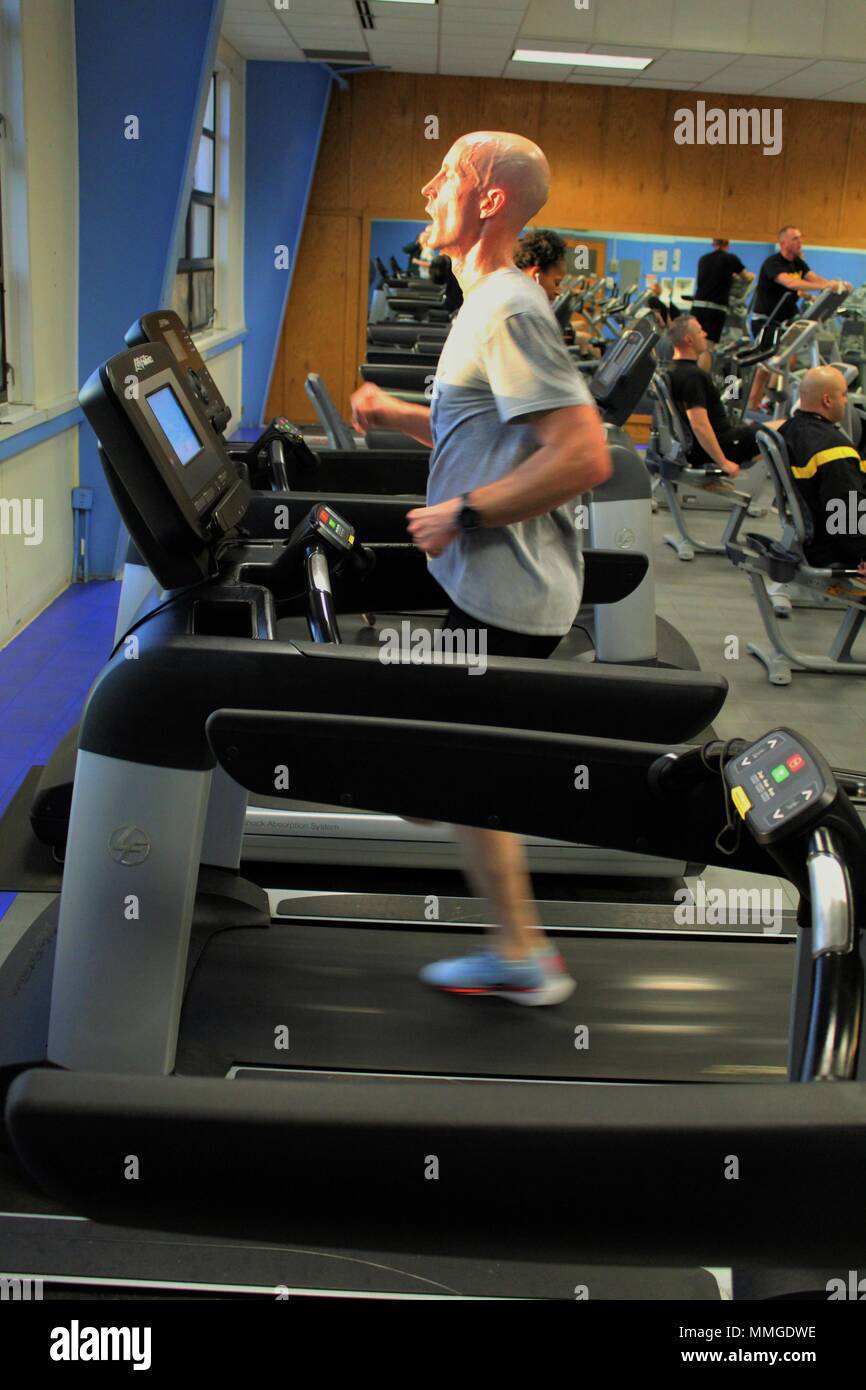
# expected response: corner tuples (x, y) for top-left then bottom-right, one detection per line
(779, 366), (866, 574)
(351, 132), (609, 1005)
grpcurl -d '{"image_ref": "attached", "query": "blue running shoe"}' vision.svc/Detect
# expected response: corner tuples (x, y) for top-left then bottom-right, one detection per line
(419, 946), (575, 1007)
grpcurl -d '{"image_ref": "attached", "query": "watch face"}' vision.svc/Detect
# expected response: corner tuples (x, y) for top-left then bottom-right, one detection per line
(460, 506), (480, 531)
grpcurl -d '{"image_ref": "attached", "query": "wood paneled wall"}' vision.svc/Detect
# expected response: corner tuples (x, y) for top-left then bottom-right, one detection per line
(267, 73), (866, 423)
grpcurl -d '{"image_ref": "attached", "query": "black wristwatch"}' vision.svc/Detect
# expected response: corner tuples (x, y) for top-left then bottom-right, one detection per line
(457, 492), (482, 532)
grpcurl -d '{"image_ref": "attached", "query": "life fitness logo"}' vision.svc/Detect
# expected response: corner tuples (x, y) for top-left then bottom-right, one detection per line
(133, 354), (154, 371)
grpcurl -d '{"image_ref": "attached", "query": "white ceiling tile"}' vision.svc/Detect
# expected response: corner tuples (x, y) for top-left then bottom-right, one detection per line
(656, 49), (742, 69)
(786, 59), (866, 81)
(747, 0), (827, 57)
(632, 78), (698, 89)
(647, 52), (741, 78)
(761, 62), (866, 99)
(585, 0), (675, 46)
(369, 45), (430, 57)
(287, 16), (362, 28)
(439, 61), (507, 77)
(512, 38), (590, 52)
(441, 0), (524, 9)
(671, 0), (752, 52)
(565, 74), (637, 86)
(443, 19), (523, 35)
(719, 56), (815, 76)
(816, 77), (866, 102)
(519, 4), (594, 42)
(695, 77), (780, 94)
(502, 61), (575, 83)
(824, 0), (866, 60)
(586, 44), (667, 60)
(226, 18), (286, 30)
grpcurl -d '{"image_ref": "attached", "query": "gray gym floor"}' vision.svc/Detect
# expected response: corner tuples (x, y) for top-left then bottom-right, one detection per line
(651, 504), (866, 764)
(652, 499), (865, 915)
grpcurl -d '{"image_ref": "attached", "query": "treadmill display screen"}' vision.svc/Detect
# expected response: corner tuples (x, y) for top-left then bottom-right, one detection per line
(147, 385), (202, 467)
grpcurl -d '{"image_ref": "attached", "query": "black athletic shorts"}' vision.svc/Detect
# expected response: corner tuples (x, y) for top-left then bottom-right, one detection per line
(444, 603), (563, 659)
(692, 307), (726, 343)
(689, 424), (760, 469)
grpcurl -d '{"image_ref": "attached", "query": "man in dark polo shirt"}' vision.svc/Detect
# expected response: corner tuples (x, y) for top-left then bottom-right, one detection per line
(747, 226), (851, 410)
(668, 315), (766, 476)
(779, 365), (866, 574)
(693, 238), (754, 371)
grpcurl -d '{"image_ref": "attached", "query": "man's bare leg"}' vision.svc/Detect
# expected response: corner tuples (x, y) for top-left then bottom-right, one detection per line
(452, 824), (546, 959)
(745, 361), (772, 408)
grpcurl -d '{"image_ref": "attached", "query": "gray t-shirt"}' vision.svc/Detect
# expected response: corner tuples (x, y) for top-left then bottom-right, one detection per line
(427, 266), (595, 635)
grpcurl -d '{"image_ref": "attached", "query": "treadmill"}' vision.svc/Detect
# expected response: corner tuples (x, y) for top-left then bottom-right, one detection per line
(3, 338), (866, 1293)
(16, 309), (712, 884)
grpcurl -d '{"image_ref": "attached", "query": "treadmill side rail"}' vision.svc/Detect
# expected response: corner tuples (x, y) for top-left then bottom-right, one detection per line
(8, 1068), (866, 1268)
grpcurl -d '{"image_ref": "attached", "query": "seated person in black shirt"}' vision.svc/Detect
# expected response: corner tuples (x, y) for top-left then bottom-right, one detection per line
(747, 225), (851, 410)
(779, 365), (866, 577)
(693, 238), (754, 371)
(668, 316), (773, 477)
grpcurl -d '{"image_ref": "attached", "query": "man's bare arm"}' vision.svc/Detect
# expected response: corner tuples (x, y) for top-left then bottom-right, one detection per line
(464, 404), (610, 527)
(350, 382), (433, 447)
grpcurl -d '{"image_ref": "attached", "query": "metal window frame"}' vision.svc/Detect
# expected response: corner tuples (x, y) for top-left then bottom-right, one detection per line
(176, 73), (217, 333)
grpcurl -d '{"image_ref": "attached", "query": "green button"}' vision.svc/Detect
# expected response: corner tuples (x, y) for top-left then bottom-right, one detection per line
(771, 765), (790, 783)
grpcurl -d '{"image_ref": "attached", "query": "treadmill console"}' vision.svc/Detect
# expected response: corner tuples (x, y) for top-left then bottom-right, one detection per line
(766, 317), (821, 371)
(802, 285), (847, 324)
(590, 317), (658, 427)
(724, 729), (836, 845)
(312, 504), (356, 553)
(126, 311), (231, 434)
(79, 343), (249, 587)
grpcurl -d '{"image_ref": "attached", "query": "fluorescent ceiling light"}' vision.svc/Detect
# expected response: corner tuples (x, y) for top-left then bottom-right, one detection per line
(513, 50), (653, 71)
(376, 1), (437, 6)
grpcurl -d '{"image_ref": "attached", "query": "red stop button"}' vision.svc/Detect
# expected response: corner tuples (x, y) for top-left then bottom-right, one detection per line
(786, 754), (805, 773)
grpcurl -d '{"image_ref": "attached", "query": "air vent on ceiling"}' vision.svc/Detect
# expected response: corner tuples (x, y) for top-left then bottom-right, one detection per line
(303, 49), (373, 64)
(356, 1), (374, 30)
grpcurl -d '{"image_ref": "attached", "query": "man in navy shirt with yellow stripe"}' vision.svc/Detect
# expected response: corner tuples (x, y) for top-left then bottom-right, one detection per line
(779, 366), (866, 575)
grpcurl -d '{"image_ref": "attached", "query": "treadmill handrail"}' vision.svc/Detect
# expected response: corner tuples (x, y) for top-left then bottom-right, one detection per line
(204, 708), (771, 874)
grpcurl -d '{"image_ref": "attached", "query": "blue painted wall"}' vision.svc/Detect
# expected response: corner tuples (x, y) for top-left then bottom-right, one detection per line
(76, 0), (224, 577)
(242, 63), (331, 428)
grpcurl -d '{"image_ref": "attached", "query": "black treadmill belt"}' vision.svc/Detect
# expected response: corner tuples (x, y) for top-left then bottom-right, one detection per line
(177, 921), (793, 1084)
